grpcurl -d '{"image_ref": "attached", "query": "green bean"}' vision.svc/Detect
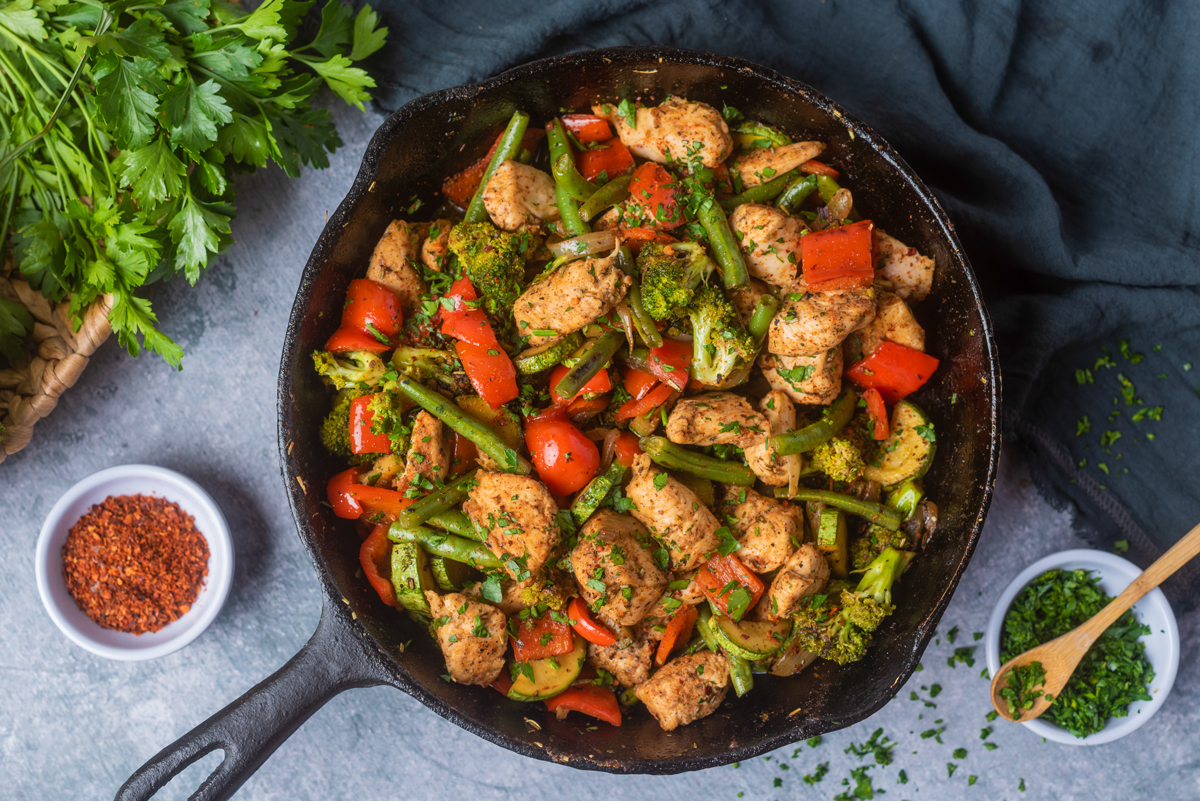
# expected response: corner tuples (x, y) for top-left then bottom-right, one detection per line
(772, 487), (904, 531)
(387, 523), (503, 569)
(620, 347), (654, 375)
(547, 119), (596, 201)
(619, 686), (641, 707)
(746, 294), (778, 341)
(579, 173), (632, 222)
(463, 110), (529, 223)
(516, 146), (533, 164)
(639, 436), (756, 486)
(886, 480), (924, 521)
(718, 169), (799, 212)
(396, 378), (531, 474)
(726, 649), (754, 697)
(776, 173), (818, 213)
(614, 245), (664, 348)
(393, 470), (480, 530)
(697, 196), (749, 290)
(696, 605), (720, 652)
(555, 170), (590, 237)
(553, 330), (622, 400)
(815, 174), (857, 221)
(426, 509), (484, 541)
(682, 631), (711, 656)
(768, 386), (856, 455)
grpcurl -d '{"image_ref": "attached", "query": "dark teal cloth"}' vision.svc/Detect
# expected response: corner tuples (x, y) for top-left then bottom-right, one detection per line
(362, 0), (1200, 606)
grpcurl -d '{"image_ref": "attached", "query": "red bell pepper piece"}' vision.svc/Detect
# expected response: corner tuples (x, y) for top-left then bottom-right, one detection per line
(800, 159), (840, 178)
(613, 431), (643, 467)
(544, 685), (622, 727)
(455, 340), (519, 409)
(614, 382), (674, 423)
(328, 467), (365, 519)
(801, 219), (875, 291)
(440, 277), (501, 350)
(550, 363), (612, 405)
(442, 128), (546, 207)
(694, 553), (765, 622)
(490, 670), (514, 696)
(655, 604), (698, 666)
(619, 226), (678, 252)
(646, 339), (691, 391)
(511, 612), (575, 662)
(578, 138), (634, 183)
(325, 326), (391, 353)
(450, 431), (478, 477)
(348, 394), (393, 454)
(622, 365), (659, 401)
(561, 114), (613, 143)
(568, 597), (617, 646)
(628, 162), (683, 229)
(566, 394), (609, 426)
(845, 341), (940, 404)
(360, 524), (398, 607)
(328, 467), (414, 520)
(863, 388), (890, 440)
(341, 278), (403, 343)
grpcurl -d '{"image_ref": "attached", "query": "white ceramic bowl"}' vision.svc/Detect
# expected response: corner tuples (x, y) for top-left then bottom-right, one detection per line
(985, 548), (1179, 746)
(35, 464), (234, 661)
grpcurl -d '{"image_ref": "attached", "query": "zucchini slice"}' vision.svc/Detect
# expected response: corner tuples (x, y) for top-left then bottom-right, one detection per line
(514, 332), (583, 374)
(429, 556), (472, 592)
(863, 400), (936, 488)
(456, 395), (524, 452)
(814, 506), (850, 579)
(508, 632), (587, 701)
(711, 614), (792, 662)
(570, 460), (627, 526)
(390, 542), (435, 614)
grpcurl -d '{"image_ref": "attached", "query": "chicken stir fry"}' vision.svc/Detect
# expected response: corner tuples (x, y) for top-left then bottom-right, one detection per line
(313, 97), (944, 733)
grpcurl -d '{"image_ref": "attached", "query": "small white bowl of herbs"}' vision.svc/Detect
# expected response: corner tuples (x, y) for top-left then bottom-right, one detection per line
(984, 549), (1179, 745)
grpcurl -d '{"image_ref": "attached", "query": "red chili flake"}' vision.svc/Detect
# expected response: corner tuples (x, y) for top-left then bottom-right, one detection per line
(62, 494), (210, 635)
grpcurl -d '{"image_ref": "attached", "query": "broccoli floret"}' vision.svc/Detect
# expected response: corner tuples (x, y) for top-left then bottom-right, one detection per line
(686, 284), (756, 388)
(638, 241), (716, 320)
(320, 391), (359, 457)
(810, 436), (866, 484)
(793, 547), (915, 665)
(390, 346), (469, 394)
(366, 391), (412, 455)
(312, 350), (386, 390)
(851, 524), (913, 571)
(447, 222), (525, 323)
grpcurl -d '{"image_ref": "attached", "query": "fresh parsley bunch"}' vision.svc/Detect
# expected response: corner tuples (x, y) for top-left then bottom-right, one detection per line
(0, 0), (387, 367)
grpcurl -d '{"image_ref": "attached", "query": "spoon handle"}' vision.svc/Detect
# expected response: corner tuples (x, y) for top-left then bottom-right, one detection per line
(1078, 521), (1200, 639)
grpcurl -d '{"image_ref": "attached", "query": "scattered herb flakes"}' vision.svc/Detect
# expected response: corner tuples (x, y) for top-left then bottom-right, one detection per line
(983, 742), (998, 752)
(773, 777), (782, 788)
(898, 769), (908, 784)
(986, 710), (999, 722)
(948, 647), (977, 668)
(968, 775), (978, 786)
(952, 747), (967, 759)
(807, 735), (822, 748)
(1075, 368), (1093, 384)
(947, 763), (958, 778)
(946, 626), (960, 644)
(845, 728), (894, 765)
(973, 631), (984, 641)
(1076, 415), (1091, 436)
(980, 726), (993, 740)
(998, 662), (1047, 720)
(803, 762), (829, 785)
(1020, 778), (1027, 792)
(1113, 539), (1129, 553)
(929, 684), (943, 698)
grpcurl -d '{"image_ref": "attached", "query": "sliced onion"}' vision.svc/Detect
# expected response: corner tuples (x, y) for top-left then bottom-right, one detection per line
(601, 428), (621, 470)
(585, 426), (613, 443)
(546, 230), (618, 258)
(828, 188), (853, 222)
(770, 643), (818, 677)
(787, 453), (801, 499)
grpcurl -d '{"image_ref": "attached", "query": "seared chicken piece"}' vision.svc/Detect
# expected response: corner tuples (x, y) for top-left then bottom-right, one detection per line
(720, 488), (800, 574)
(392, 411), (450, 499)
(635, 651), (730, 731)
(859, 290), (926, 354)
(874, 228), (935, 301)
(482, 160), (560, 232)
(365, 453), (404, 488)
(665, 392), (770, 449)
(464, 472), (561, 579)
(425, 591), (507, 685)
(588, 636), (656, 687)
(513, 250), (630, 345)
(768, 277), (876, 357)
(732, 141), (826, 188)
(626, 454), (721, 571)
(592, 97), (732, 168)
(766, 544), (831, 621)
(744, 390), (799, 486)
(759, 347), (843, 405)
(367, 220), (428, 312)
(571, 510), (669, 626)
(464, 571), (572, 616)
(729, 204), (804, 287)
(420, 218), (456, 272)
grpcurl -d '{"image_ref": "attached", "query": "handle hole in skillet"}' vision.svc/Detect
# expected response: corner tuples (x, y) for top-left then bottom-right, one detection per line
(149, 749), (224, 800)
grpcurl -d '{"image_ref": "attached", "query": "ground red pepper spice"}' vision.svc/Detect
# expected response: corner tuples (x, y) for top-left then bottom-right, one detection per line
(62, 494), (210, 635)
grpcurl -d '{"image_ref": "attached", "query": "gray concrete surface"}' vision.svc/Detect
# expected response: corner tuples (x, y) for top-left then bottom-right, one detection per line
(2, 101), (1196, 801)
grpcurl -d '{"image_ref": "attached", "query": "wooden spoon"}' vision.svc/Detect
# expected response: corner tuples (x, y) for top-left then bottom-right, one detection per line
(990, 521), (1200, 723)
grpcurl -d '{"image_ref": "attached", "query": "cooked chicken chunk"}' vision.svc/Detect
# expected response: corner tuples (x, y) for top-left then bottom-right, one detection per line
(768, 277), (876, 357)
(592, 97), (732, 168)
(626, 454), (721, 571)
(392, 411), (450, 499)
(875, 228), (934, 301)
(635, 651), (730, 731)
(367, 220), (428, 312)
(759, 347), (843, 405)
(365, 453), (404, 488)
(571, 510), (669, 625)
(425, 592), (507, 685)
(464, 472), (561, 579)
(732, 141), (827, 188)
(720, 487), (799, 574)
(859, 290), (926, 354)
(729, 204), (803, 287)
(421, 218), (456, 272)
(665, 392), (770, 449)
(766, 544), (831, 621)
(464, 570), (572, 616)
(744, 390), (799, 486)
(588, 636), (655, 687)
(482, 160), (560, 232)
(513, 250), (630, 345)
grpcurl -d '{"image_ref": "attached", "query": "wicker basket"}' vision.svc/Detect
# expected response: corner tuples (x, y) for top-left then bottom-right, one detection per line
(0, 267), (112, 464)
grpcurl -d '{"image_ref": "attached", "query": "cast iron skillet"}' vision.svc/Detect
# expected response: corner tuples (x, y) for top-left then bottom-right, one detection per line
(117, 45), (1000, 801)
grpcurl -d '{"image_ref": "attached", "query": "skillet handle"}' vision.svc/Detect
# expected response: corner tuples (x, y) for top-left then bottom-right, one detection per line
(115, 600), (394, 801)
